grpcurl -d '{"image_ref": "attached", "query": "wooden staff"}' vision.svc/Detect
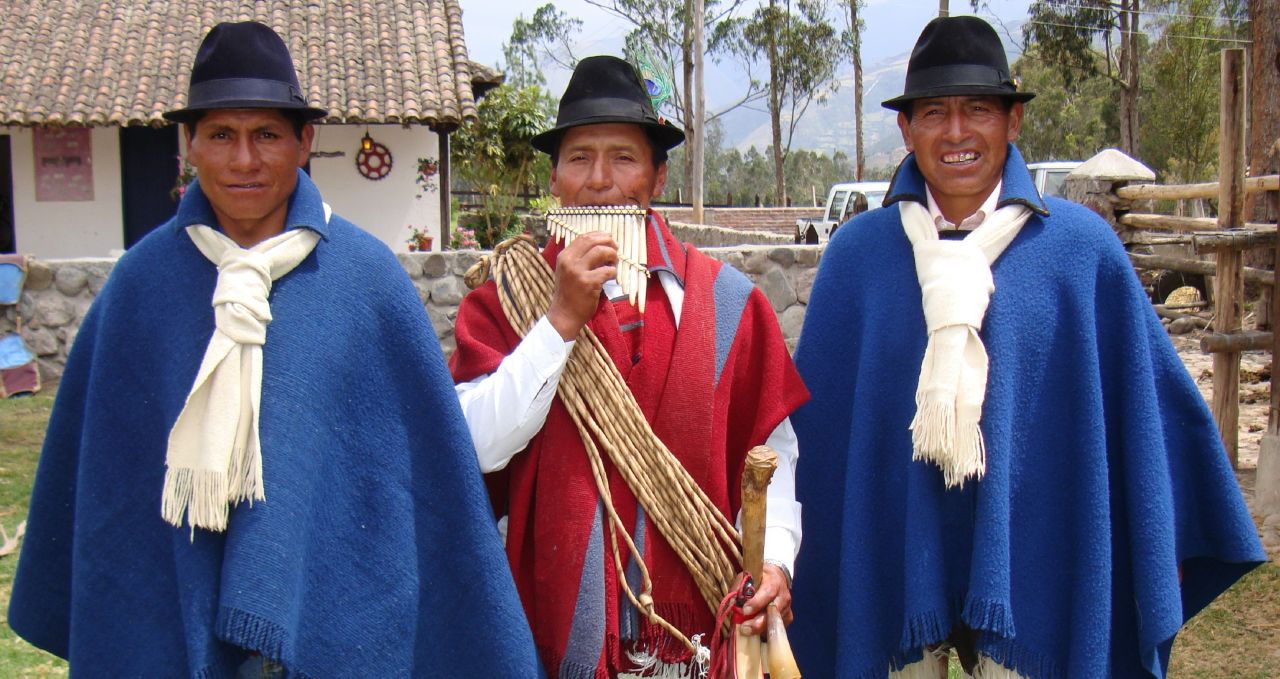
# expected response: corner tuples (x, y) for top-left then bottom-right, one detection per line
(738, 446), (801, 679)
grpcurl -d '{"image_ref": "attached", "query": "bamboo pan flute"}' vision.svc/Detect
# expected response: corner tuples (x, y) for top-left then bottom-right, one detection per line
(546, 207), (649, 311)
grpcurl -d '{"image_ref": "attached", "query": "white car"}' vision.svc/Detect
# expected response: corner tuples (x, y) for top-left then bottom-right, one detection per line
(795, 181), (891, 243)
(1026, 160), (1083, 199)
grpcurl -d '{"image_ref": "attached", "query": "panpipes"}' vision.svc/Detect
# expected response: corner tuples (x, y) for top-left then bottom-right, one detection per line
(546, 206), (649, 312)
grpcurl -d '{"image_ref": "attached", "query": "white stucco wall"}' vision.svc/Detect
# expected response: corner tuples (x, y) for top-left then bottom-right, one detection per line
(307, 124), (441, 253)
(6, 127), (125, 258)
(4, 123), (439, 258)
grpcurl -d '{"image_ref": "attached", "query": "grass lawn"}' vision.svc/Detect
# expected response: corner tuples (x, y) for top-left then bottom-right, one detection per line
(0, 390), (67, 676)
(0, 387), (1276, 676)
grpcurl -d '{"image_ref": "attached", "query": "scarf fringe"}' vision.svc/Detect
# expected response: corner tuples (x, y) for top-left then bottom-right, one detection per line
(226, 443), (264, 505)
(161, 467), (229, 532)
(910, 399), (986, 488)
(910, 399), (956, 458)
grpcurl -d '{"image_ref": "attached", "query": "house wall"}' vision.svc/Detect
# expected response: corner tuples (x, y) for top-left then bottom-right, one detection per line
(6, 127), (125, 258)
(3, 123), (440, 259)
(307, 124), (442, 253)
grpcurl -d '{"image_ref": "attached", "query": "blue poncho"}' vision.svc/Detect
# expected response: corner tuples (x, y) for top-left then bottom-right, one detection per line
(8, 172), (541, 678)
(789, 147), (1264, 678)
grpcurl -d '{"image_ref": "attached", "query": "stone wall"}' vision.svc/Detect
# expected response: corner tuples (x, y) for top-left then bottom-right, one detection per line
(666, 221), (793, 247)
(657, 207), (819, 237)
(2, 245), (823, 383)
(1, 258), (113, 380)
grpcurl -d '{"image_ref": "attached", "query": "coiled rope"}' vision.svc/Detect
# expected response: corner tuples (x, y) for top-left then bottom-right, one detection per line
(466, 235), (742, 653)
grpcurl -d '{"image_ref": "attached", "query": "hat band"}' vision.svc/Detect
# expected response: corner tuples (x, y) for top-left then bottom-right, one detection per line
(558, 96), (656, 127)
(188, 78), (308, 108)
(904, 64), (1013, 94)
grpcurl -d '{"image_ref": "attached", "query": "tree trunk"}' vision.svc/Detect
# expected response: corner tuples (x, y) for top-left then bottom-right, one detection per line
(692, 0), (705, 222)
(1118, 0), (1141, 157)
(769, 0), (785, 205)
(1249, 0), (1280, 224)
(852, 0), (864, 181)
(682, 13), (695, 202)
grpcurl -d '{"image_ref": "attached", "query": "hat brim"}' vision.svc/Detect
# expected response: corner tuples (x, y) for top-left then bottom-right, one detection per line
(163, 101), (329, 124)
(882, 86), (1035, 112)
(532, 117), (686, 155)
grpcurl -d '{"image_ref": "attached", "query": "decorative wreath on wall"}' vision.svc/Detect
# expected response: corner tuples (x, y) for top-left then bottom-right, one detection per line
(356, 133), (393, 180)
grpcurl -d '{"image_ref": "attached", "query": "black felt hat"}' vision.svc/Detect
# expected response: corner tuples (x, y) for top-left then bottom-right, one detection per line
(164, 21), (328, 123)
(881, 16), (1034, 112)
(531, 55), (685, 155)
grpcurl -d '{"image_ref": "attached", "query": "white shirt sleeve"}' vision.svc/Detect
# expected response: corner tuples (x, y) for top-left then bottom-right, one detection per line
(455, 315), (574, 473)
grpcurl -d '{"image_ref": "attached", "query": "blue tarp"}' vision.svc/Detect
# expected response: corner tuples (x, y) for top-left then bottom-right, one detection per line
(0, 334), (35, 370)
(0, 261), (24, 305)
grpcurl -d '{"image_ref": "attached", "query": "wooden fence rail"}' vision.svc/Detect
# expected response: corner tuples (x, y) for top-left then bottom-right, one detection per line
(1116, 175), (1280, 201)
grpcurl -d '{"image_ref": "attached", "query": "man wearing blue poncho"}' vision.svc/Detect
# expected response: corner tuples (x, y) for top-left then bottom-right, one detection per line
(7, 21), (540, 678)
(789, 15), (1264, 679)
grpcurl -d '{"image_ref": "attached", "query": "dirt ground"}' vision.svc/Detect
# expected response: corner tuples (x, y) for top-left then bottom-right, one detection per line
(1168, 330), (1280, 563)
(1169, 333), (1271, 470)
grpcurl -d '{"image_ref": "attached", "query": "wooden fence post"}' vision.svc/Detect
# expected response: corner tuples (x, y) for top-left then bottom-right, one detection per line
(1214, 48), (1247, 468)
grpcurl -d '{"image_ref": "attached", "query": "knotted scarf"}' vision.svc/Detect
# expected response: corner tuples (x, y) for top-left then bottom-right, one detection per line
(899, 200), (1030, 487)
(162, 221), (323, 532)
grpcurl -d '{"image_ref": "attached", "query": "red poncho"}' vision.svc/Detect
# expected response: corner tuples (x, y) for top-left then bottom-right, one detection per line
(450, 212), (807, 678)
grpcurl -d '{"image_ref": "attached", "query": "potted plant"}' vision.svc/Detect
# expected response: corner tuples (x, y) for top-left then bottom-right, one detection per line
(406, 225), (433, 252)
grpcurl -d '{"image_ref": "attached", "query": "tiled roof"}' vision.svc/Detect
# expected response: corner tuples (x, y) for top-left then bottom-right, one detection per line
(0, 0), (480, 128)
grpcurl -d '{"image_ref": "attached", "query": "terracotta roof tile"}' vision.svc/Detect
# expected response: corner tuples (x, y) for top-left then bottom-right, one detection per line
(0, 0), (479, 128)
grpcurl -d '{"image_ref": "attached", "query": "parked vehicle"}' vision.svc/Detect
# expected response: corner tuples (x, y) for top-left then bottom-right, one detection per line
(795, 181), (891, 243)
(1027, 160), (1082, 198)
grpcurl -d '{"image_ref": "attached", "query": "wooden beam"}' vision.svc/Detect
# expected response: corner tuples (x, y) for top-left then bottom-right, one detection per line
(1201, 329), (1273, 353)
(1127, 252), (1274, 286)
(1127, 233), (1194, 246)
(1191, 229), (1278, 252)
(1213, 47), (1247, 469)
(1115, 175), (1279, 201)
(1118, 213), (1275, 232)
(1214, 245), (1244, 469)
(439, 131), (452, 250)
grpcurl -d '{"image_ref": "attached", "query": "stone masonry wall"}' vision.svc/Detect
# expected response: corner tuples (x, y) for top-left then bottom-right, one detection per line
(658, 207), (819, 237)
(2, 246), (823, 383)
(666, 221), (793, 247)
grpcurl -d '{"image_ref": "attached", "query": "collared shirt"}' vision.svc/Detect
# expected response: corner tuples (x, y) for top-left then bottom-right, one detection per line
(926, 181), (1003, 231)
(455, 268), (802, 574)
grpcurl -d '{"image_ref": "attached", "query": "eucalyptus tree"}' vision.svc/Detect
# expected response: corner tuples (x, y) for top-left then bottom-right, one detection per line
(717, 0), (846, 205)
(1022, 0), (1144, 156)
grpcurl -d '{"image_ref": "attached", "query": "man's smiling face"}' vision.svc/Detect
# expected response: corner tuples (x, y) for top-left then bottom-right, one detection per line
(897, 95), (1023, 222)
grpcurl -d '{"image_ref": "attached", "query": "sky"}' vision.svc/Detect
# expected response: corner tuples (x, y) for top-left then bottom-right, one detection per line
(456, 0), (1037, 100)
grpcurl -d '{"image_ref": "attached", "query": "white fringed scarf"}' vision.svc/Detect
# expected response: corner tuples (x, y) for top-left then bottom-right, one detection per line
(162, 222), (322, 532)
(900, 200), (1031, 487)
